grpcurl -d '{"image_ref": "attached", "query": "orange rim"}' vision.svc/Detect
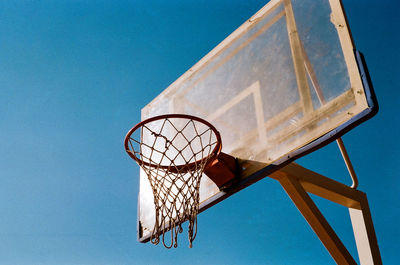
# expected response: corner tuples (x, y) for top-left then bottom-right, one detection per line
(124, 114), (222, 173)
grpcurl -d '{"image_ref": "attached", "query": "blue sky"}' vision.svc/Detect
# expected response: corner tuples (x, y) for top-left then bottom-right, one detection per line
(0, 0), (398, 264)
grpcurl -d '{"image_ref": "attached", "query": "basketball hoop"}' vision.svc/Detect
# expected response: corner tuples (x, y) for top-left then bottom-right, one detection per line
(124, 114), (237, 248)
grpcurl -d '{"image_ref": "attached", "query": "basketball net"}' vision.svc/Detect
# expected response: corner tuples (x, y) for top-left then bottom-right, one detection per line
(125, 115), (221, 248)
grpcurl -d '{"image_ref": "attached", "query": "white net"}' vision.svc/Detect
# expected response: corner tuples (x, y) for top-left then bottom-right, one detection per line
(126, 116), (219, 248)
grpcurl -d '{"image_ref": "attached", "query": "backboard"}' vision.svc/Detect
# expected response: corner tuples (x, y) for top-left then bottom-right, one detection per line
(136, 0), (377, 243)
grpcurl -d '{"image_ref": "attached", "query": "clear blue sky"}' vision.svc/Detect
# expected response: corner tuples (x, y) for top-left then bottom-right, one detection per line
(0, 0), (398, 264)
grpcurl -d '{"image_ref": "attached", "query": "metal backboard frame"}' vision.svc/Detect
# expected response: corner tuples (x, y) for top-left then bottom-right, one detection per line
(137, 0), (378, 243)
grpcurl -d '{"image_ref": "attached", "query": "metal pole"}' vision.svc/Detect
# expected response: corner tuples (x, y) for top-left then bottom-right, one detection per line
(336, 138), (358, 189)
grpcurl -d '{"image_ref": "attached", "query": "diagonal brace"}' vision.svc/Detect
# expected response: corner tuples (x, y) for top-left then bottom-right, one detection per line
(270, 163), (382, 265)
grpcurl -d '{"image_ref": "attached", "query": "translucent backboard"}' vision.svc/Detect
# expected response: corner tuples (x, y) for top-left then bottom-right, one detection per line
(137, 0), (377, 242)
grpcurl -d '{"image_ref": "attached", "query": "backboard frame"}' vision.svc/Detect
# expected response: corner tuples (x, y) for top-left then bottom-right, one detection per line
(138, 49), (377, 242)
